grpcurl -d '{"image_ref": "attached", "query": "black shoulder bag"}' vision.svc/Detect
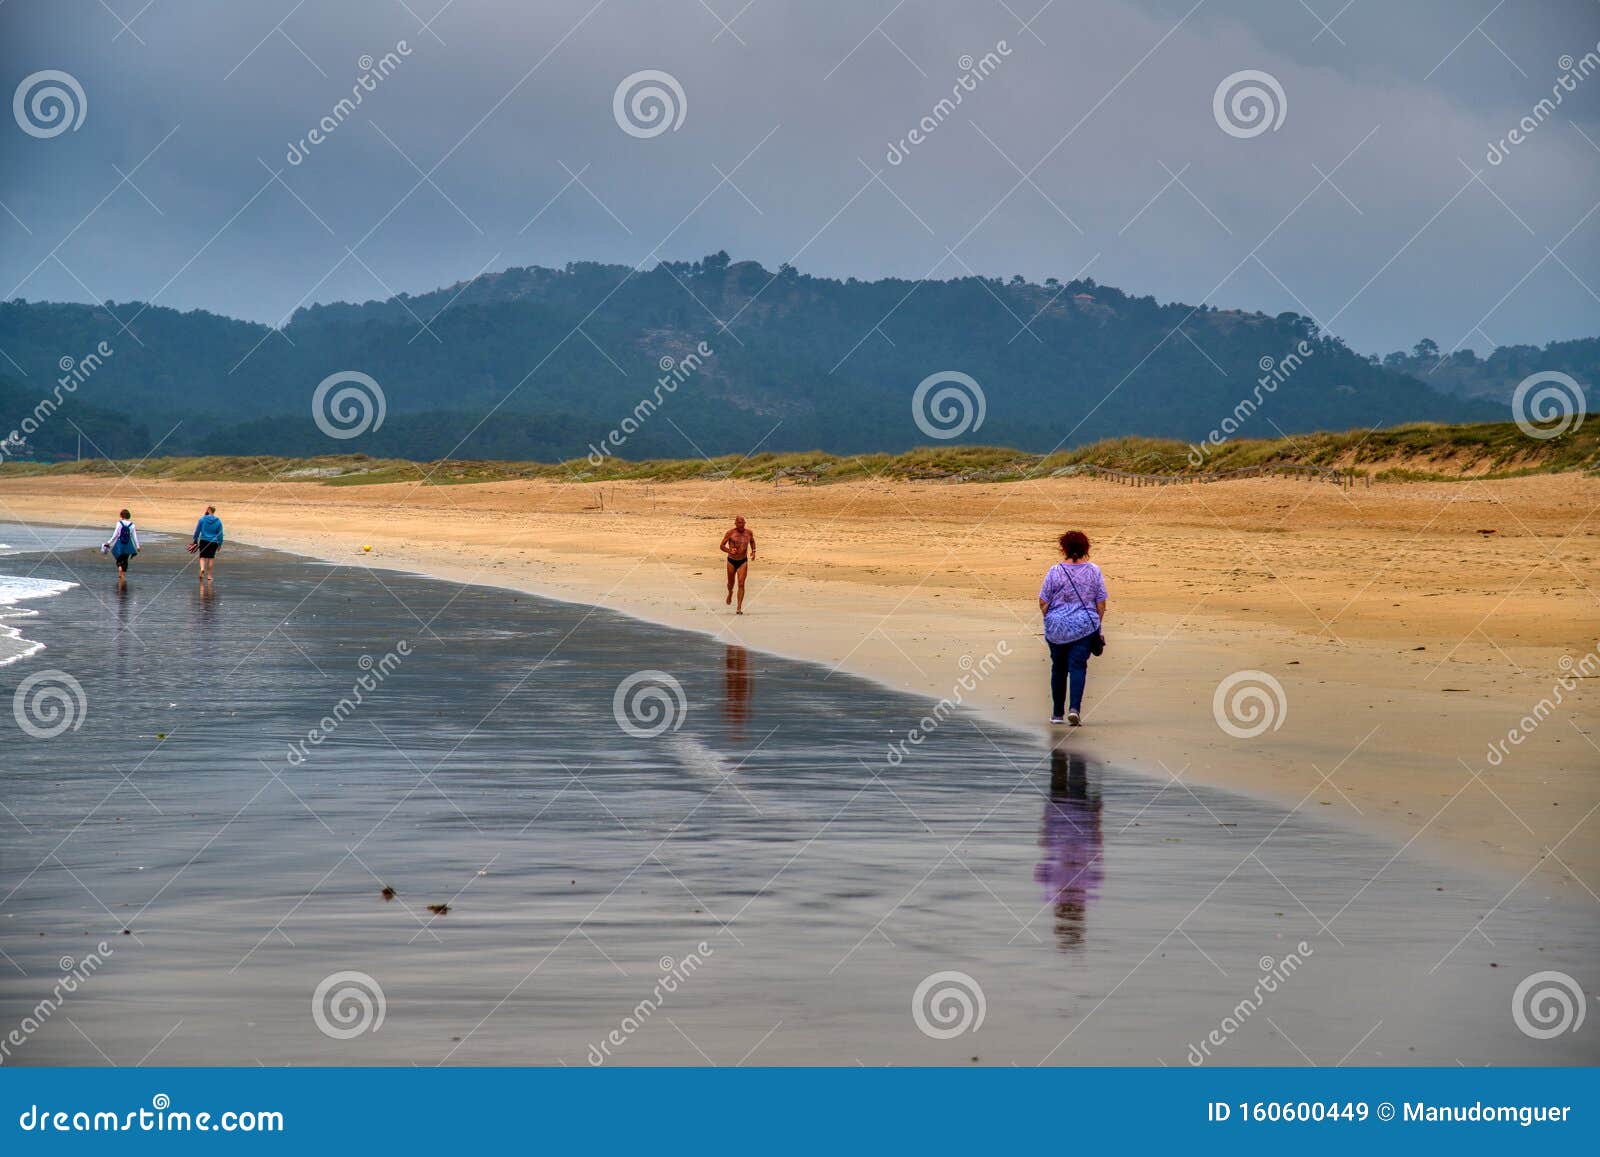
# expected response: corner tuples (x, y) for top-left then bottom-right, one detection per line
(1060, 565), (1106, 656)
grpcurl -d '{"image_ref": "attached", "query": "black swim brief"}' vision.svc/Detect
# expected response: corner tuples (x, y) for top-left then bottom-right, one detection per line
(727, 556), (748, 571)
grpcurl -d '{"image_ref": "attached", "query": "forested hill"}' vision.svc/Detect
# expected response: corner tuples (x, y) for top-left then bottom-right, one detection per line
(1377, 337), (1600, 405)
(0, 373), (152, 462)
(0, 254), (1535, 463)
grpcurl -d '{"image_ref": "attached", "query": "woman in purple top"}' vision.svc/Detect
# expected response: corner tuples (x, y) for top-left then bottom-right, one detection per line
(1037, 529), (1108, 725)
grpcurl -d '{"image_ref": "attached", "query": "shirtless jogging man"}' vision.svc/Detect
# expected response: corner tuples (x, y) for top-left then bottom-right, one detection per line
(720, 516), (756, 614)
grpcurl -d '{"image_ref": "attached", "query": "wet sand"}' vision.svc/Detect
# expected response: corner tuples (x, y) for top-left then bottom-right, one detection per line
(0, 472), (1595, 892)
(1, 539), (1594, 1066)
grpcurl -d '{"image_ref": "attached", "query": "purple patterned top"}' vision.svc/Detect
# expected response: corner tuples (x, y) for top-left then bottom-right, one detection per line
(1038, 561), (1107, 644)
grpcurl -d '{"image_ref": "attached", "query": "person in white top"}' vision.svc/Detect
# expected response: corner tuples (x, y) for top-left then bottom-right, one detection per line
(103, 508), (140, 589)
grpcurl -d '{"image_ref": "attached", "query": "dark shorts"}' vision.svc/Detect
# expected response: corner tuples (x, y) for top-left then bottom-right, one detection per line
(112, 552), (133, 571)
(197, 541), (220, 559)
(727, 556), (748, 571)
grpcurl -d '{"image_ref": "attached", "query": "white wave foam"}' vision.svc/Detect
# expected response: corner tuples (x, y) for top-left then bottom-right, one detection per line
(665, 733), (733, 779)
(0, 574), (76, 667)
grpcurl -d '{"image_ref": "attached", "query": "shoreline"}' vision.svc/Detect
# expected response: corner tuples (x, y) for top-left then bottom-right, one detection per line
(0, 473), (1594, 889)
(277, 539), (1597, 893)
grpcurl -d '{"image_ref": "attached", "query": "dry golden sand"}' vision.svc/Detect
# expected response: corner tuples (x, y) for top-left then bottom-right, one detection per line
(3, 471), (1596, 889)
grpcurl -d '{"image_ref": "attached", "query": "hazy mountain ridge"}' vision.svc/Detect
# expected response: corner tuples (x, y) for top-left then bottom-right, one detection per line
(0, 254), (1560, 463)
(0, 373), (152, 462)
(1379, 337), (1600, 404)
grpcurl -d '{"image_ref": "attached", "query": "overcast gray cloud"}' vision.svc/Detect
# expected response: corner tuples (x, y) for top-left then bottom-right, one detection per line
(2, 0), (1597, 356)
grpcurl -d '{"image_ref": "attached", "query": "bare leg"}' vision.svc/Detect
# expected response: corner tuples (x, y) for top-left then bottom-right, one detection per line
(726, 560), (735, 605)
(735, 565), (748, 613)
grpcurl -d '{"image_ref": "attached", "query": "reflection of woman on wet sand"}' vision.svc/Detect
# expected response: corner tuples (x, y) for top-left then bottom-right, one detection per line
(1034, 749), (1104, 951)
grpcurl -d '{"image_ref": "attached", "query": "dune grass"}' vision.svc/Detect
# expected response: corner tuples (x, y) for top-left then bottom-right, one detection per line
(2, 421), (1594, 487)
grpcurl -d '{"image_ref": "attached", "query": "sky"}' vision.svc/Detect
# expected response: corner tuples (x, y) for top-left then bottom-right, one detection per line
(2, 0), (1598, 358)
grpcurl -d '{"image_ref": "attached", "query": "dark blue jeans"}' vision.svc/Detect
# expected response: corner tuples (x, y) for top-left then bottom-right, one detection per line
(1048, 636), (1094, 716)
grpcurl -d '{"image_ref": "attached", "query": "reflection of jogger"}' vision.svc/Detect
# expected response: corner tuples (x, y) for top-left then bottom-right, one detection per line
(722, 644), (752, 737)
(1034, 749), (1104, 951)
(719, 516), (755, 614)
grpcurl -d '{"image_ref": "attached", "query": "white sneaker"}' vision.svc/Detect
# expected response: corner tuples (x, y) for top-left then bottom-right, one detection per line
(1049, 715), (1065, 725)
(1067, 710), (1081, 726)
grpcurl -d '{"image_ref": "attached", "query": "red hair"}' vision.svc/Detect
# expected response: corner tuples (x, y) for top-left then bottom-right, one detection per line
(1059, 530), (1090, 560)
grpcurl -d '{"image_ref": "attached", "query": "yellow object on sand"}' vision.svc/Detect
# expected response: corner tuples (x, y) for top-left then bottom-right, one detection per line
(362, 544), (372, 552)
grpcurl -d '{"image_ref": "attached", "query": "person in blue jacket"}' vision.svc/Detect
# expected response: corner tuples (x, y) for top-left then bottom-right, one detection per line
(190, 505), (224, 582)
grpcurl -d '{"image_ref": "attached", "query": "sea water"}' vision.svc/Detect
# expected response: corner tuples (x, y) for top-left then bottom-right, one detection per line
(0, 523), (103, 667)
